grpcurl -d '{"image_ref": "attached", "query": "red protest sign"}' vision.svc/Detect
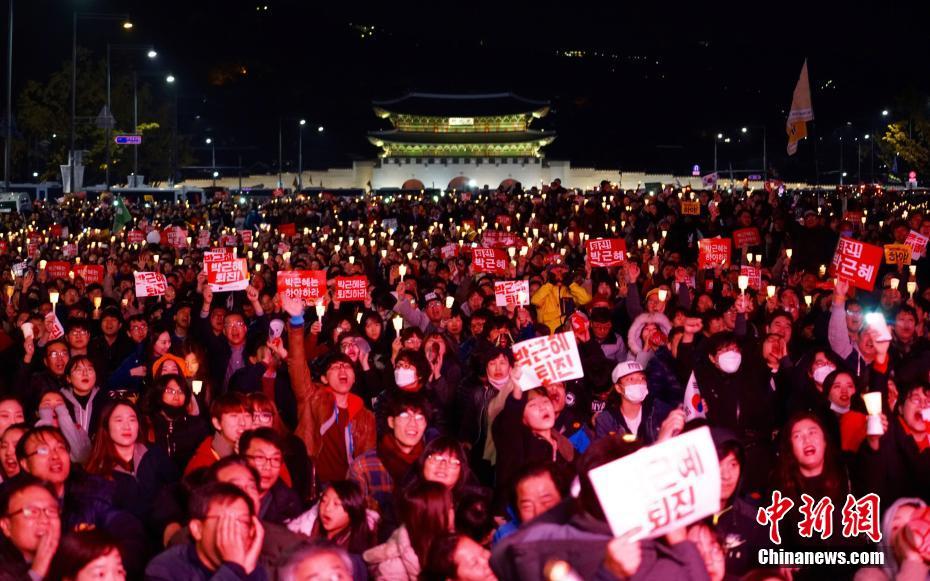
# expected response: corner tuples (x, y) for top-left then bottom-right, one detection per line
(472, 248), (509, 275)
(73, 264), (104, 285)
(482, 231), (525, 248)
(239, 230), (253, 246)
(62, 243), (77, 258)
(46, 261), (70, 280)
(732, 227), (761, 248)
(278, 223), (296, 237)
(334, 276), (368, 302)
(698, 238), (732, 270)
(196, 230), (211, 248)
(441, 243), (459, 259)
(496, 215), (512, 228)
(220, 234), (238, 247)
(127, 229), (144, 244)
(740, 265), (762, 290)
(134, 271), (168, 297)
(905, 230), (929, 261)
(277, 270), (327, 302)
(832, 237), (883, 292)
(206, 259), (249, 292)
(545, 253), (565, 266)
(163, 227), (189, 248)
(586, 238), (627, 267)
(203, 248), (235, 265)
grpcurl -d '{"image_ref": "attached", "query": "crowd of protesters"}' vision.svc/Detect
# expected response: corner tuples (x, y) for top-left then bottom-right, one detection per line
(0, 180), (927, 580)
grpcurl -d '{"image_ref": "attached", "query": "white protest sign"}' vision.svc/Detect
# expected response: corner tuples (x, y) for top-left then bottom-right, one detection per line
(206, 258), (249, 292)
(45, 312), (65, 341)
(12, 261), (28, 277)
(589, 426), (721, 541)
(134, 271), (168, 298)
(494, 280), (529, 307)
(905, 230), (929, 261)
(512, 332), (584, 391)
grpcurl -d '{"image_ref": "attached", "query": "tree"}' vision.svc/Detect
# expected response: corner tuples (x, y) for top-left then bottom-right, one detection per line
(877, 90), (930, 183)
(13, 49), (192, 187)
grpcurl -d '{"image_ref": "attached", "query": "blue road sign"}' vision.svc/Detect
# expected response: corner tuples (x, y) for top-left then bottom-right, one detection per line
(114, 135), (142, 145)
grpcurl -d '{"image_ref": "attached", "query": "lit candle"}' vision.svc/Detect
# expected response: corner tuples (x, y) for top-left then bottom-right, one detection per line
(445, 296), (454, 309)
(315, 302), (325, 319)
(767, 285), (776, 299)
(890, 277), (900, 291)
(804, 295), (812, 307)
(819, 264), (826, 277)
(349, 256), (355, 264)
(737, 275), (749, 293)
(907, 281), (917, 297)
(93, 296), (102, 309)
(398, 264), (407, 279)
(39, 260), (47, 270)
(785, 248), (793, 259)
(392, 316), (403, 332)
(657, 288), (668, 302)
(862, 392), (883, 436)
(153, 254), (160, 264)
(192, 380), (203, 395)
(49, 290), (59, 305)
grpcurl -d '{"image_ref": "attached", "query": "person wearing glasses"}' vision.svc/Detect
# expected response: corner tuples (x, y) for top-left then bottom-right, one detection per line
(17, 338), (70, 417)
(857, 381), (930, 506)
(144, 482), (267, 580)
(240, 428), (302, 525)
(144, 375), (210, 472)
(184, 393), (254, 477)
(0, 478), (61, 580)
(401, 436), (481, 508)
(229, 332), (298, 432)
(60, 355), (106, 439)
(282, 295), (375, 485)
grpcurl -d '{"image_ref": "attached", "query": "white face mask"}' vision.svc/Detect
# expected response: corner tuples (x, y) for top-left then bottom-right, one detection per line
(812, 365), (835, 385)
(622, 382), (648, 403)
(488, 374), (510, 389)
(830, 401), (850, 414)
(717, 351), (742, 374)
(394, 367), (417, 388)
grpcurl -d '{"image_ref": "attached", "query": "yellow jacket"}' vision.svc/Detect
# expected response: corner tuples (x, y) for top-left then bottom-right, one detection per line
(531, 282), (592, 333)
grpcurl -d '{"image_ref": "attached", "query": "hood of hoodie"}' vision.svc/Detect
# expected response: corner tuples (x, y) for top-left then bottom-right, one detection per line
(878, 497), (927, 579)
(627, 312), (672, 355)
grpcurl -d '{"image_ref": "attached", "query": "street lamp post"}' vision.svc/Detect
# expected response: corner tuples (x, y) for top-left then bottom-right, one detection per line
(714, 133), (723, 175)
(4, 0), (12, 190)
(71, 12), (131, 194)
(106, 44), (156, 189)
(277, 117), (282, 189)
(205, 138), (216, 188)
(297, 119), (305, 191)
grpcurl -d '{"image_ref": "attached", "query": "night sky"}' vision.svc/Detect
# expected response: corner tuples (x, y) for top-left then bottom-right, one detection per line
(12, 0), (930, 182)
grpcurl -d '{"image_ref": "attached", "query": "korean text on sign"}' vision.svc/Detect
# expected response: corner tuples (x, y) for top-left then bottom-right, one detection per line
(740, 265), (762, 290)
(831, 237), (883, 292)
(733, 227), (762, 248)
(134, 271), (168, 298)
(277, 270), (327, 302)
(512, 332), (584, 390)
(472, 248), (509, 275)
(905, 230), (929, 261)
(698, 238), (732, 270)
(206, 259), (249, 292)
(586, 238), (627, 267)
(494, 280), (530, 307)
(884, 244), (912, 266)
(588, 426), (721, 541)
(73, 265), (104, 285)
(334, 276), (368, 302)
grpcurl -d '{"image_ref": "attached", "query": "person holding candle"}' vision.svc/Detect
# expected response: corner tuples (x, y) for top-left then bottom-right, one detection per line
(144, 374), (209, 472)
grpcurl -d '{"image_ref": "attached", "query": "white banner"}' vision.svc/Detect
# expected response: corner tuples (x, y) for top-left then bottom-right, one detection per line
(512, 332), (584, 390)
(494, 280), (529, 307)
(134, 271), (168, 298)
(589, 426), (721, 541)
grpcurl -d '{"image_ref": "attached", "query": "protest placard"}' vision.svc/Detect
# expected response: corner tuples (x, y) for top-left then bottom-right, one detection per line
(277, 270), (327, 302)
(127, 229), (144, 244)
(512, 332), (584, 390)
(46, 312), (65, 341)
(698, 238), (732, 270)
(62, 243), (77, 258)
(206, 258), (249, 292)
(239, 230), (253, 246)
(905, 230), (929, 261)
(733, 227), (762, 248)
(740, 265), (762, 290)
(46, 261), (70, 280)
(588, 426), (721, 541)
(494, 280), (530, 307)
(164, 227), (188, 248)
(334, 276), (368, 302)
(220, 234), (238, 247)
(832, 237), (883, 292)
(134, 271), (168, 297)
(586, 238), (627, 267)
(681, 201), (701, 216)
(73, 264), (104, 284)
(11, 261), (28, 277)
(884, 244), (912, 266)
(278, 223), (296, 237)
(203, 247), (235, 265)
(196, 230), (211, 248)
(441, 243), (459, 259)
(482, 231), (525, 249)
(472, 247), (509, 274)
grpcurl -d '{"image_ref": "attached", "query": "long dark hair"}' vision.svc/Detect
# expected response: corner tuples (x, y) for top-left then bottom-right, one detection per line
(314, 480), (374, 554)
(85, 401), (143, 479)
(145, 374), (192, 414)
(774, 411), (847, 502)
(46, 529), (125, 581)
(400, 481), (452, 563)
(421, 533), (463, 581)
(404, 435), (473, 499)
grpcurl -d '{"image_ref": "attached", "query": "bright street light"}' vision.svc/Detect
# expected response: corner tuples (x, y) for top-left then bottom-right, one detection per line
(122, 20), (133, 29)
(716, 133), (723, 139)
(299, 119), (306, 126)
(741, 127), (748, 133)
(882, 109), (889, 117)
(165, 75), (175, 83)
(317, 125), (324, 133)
(205, 138), (212, 144)
(213, 171), (219, 177)
(864, 134), (870, 139)
(724, 138), (731, 143)
(147, 49), (157, 58)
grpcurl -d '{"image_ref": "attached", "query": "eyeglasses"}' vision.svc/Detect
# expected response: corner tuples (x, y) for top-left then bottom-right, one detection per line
(68, 329), (89, 336)
(25, 443), (67, 458)
(225, 322), (246, 330)
(129, 324), (148, 332)
(252, 412), (273, 423)
(7, 505), (60, 520)
(907, 393), (930, 407)
(426, 454), (461, 467)
(246, 454), (282, 468)
(47, 351), (69, 360)
(164, 387), (184, 396)
(396, 411), (427, 424)
(328, 362), (353, 372)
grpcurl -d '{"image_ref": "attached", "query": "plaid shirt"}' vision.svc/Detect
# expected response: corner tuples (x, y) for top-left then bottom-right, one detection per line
(347, 449), (394, 512)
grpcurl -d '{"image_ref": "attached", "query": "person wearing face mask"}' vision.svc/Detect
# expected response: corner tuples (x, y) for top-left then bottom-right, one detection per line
(693, 332), (775, 494)
(594, 361), (680, 445)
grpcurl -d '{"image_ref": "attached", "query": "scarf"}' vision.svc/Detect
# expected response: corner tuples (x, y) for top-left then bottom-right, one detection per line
(377, 434), (422, 483)
(483, 379), (515, 464)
